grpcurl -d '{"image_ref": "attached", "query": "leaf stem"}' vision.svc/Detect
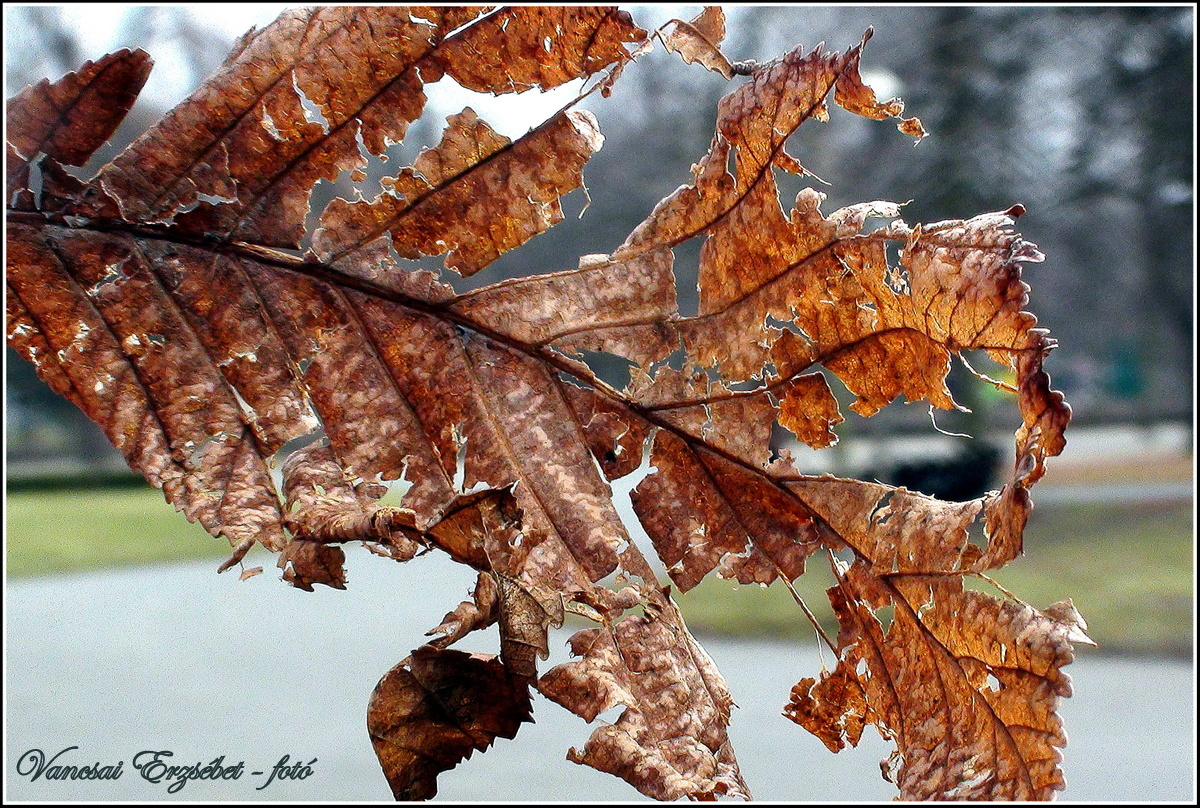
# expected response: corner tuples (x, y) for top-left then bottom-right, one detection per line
(780, 574), (838, 654)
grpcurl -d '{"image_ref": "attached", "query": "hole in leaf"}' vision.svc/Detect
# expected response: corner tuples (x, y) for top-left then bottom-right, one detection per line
(574, 348), (636, 391)
(25, 153), (46, 208)
(832, 545), (855, 566)
(964, 513), (990, 556)
(726, 377), (764, 393)
(764, 314), (810, 341)
(884, 242), (908, 294)
(292, 75), (330, 133)
(873, 604), (895, 633)
(868, 489), (897, 524)
(672, 238), (703, 317)
(373, 479), (410, 507)
(595, 705), (626, 725)
(649, 346), (689, 375)
(771, 165), (810, 216)
(272, 430), (327, 472)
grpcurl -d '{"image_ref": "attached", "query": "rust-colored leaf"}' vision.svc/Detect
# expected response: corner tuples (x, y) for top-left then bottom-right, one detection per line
(6, 7), (1080, 801)
(367, 646), (533, 800)
(6, 48), (151, 169)
(278, 539), (347, 591)
(88, 8), (484, 243)
(631, 431), (821, 591)
(784, 659), (869, 753)
(427, 571), (501, 649)
(426, 569), (565, 684)
(834, 29), (926, 140)
(315, 107), (604, 277)
(428, 7), (646, 95)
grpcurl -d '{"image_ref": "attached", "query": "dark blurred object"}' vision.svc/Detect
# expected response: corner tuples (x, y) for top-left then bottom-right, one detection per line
(7, 469), (143, 493)
(885, 442), (1002, 501)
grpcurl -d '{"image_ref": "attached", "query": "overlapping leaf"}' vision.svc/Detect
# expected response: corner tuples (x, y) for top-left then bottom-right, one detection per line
(368, 646), (534, 800)
(5, 47), (151, 208)
(659, 6), (735, 79)
(785, 563), (1092, 799)
(6, 5), (1082, 801)
(539, 588), (750, 800)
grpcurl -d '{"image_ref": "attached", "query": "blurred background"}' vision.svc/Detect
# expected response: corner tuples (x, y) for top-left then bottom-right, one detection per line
(4, 5), (1195, 801)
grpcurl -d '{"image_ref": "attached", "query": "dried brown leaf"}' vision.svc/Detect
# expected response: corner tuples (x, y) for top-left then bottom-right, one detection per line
(428, 7), (646, 94)
(631, 432), (821, 591)
(6, 224), (288, 558)
(278, 539), (347, 591)
(790, 561), (1090, 800)
(784, 659), (869, 753)
(427, 571), (500, 650)
(6, 48), (152, 169)
(367, 646), (533, 801)
(661, 7), (734, 80)
(539, 587), (749, 800)
(87, 8), (485, 243)
(6, 7), (1080, 802)
(317, 107), (603, 277)
(452, 247), (678, 368)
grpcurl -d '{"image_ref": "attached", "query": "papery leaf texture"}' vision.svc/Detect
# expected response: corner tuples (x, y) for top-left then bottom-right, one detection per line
(6, 5), (1082, 801)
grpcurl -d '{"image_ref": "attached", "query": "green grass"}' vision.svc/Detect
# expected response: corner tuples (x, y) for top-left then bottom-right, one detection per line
(6, 486), (232, 576)
(673, 500), (1194, 658)
(5, 486), (1193, 657)
(989, 501), (1193, 657)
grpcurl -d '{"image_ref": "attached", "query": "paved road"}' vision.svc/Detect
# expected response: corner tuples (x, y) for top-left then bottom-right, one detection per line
(6, 549), (1194, 802)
